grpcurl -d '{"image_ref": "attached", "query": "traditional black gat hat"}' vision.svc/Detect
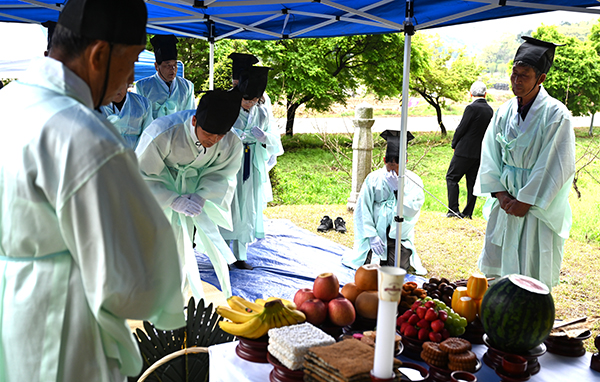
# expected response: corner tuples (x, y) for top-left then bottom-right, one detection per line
(238, 66), (271, 100)
(150, 34), (179, 64)
(514, 36), (564, 74)
(58, 0), (147, 45)
(195, 90), (244, 135)
(380, 129), (414, 159)
(41, 21), (57, 52)
(228, 53), (259, 81)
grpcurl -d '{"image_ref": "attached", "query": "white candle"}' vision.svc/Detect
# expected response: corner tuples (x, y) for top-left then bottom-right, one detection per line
(372, 266), (406, 380)
(373, 299), (397, 378)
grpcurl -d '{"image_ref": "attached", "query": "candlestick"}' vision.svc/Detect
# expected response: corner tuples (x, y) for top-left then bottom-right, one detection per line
(372, 266), (406, 380)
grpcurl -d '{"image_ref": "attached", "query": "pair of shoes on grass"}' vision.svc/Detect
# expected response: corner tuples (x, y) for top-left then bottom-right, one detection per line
(446, 211), (472, 219)
(317, 215), (347, 233)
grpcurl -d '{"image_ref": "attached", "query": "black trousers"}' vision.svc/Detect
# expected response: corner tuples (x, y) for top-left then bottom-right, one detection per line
(446, 154), (480, 217)
(364, 226), (411, 270)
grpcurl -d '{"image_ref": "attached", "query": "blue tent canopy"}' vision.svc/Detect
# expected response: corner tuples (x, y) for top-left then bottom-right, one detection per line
(0, 1), (598, 41)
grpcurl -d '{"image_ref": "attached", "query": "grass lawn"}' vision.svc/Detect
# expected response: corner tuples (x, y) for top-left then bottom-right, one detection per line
(266, 128), (600, 352)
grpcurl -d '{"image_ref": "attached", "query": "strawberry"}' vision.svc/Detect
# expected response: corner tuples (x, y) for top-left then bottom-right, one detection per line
(429, 331), (442, 343)
(424, 307), (438, 322)
(441, 328), (450, 340)
(404, 325), (418, 338)
(424, 301), (435, 309)
(401, 310), (413, 320)
(418, 327), (430, 341)
(416, 306), (427, 319)
(400, 322), (411, 334)
(411, 300), (422, 311)
(408, 313), (420, 326)
(430, 319), (445, 333)
(417, 319), (430, 330)
(438, 310), (448, 322)
(397, 316), (406, 327)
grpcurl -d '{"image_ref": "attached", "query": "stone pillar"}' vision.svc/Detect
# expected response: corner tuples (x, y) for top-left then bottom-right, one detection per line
(347, 103), (374, 211)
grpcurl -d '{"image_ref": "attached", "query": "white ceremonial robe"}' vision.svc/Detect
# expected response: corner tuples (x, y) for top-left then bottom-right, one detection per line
(100, 92), (154, 149)
(219, 104), (284, 260)
(134, 73), (195, 119)
(475, 85), (575, 288)
(0, 58), (185, 382)
(343, 168), (427, 274)
(136, 111), (243, 298)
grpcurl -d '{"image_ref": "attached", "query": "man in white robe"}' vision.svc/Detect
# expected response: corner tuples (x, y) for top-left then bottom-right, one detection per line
(219, 66), (284, 269)
(136, 90), (243, 300)
(0, 1), (185, 381)
(343, 131), (427, 274)
(475, 37), (575, 288)
(100, 82), (153, 149)
(135, 34), (195, 119)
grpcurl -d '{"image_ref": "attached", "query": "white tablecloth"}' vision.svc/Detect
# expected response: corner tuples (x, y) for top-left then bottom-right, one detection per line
(208, 340), (600, 381)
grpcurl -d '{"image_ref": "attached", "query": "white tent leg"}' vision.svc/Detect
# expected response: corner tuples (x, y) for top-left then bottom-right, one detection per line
(209, 40), (215, 90)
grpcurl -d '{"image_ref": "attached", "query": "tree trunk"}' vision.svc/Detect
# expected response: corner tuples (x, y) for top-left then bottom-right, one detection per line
(433, 102), (447, 137)
(589, 113), (595, 137)
(286, 102), (299, 137)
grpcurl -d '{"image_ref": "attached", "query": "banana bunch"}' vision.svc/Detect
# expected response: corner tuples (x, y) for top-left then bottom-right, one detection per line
(217, 296), (306, 339)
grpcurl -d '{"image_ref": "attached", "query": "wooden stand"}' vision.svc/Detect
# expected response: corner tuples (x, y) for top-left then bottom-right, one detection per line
(236, 336), (269, 363)
(482, 334), (545, 376)
(591, 334), (600, 372)
(267, 352), (305, 382)
(544, 330), (591, 357)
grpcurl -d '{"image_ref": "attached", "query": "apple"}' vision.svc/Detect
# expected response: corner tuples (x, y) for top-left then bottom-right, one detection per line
(328, 297), (356, 327)
(294, 288), (316, 308)
(313, 272), (340, 302)
(298, 299), (328, 326)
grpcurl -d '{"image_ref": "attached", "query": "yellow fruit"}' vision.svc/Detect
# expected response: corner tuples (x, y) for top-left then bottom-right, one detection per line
(454, 296), (477, 323)
(467, 273), (488, 300)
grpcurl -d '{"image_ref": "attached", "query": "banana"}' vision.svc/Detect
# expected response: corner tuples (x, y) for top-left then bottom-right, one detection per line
(219, 315), (264, 338)
(255, 298), (267, 305)
(282, 306), (307, 324)
(265, 296), (297, 310)
(216, 305), (258, 323)
(227, 296), (264, 314)
(278, 309), (297, 326)
(272, 312), (287, 328)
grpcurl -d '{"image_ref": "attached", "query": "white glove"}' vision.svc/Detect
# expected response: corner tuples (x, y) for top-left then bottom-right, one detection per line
(386, 170), (398, 191)
(369, 236), (385, 256)
(171, 195), (203, 217)
(251, 126), (267, 143)
(185, 193), (205, 209)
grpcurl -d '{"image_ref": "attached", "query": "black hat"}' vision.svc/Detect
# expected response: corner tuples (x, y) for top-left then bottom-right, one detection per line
(58, 0), (147, 45)
(150, 34), (179, 64)
(195, 90), (244, 135)
(228, 53), (259, 81)
(514, 36), (564, 74)
(42, 21), (57, 51)
(238, 66), (271, 100)
(380, 130), (414, 159)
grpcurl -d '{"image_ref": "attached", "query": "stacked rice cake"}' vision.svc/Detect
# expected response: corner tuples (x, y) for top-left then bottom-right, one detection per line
(303, 339), (403, 382)
(267, 323), (335, 370)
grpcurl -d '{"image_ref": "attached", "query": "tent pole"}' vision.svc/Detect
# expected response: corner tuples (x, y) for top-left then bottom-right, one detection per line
(209, 41), (215, 90)
(394, 0), (415, 268)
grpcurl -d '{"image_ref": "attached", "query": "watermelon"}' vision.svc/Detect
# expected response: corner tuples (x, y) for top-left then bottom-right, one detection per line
(480, 274), (555, 353)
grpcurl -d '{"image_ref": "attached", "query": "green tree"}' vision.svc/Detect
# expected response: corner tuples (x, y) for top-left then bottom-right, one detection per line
(247, 33), (416, 136)
(410, 35), (484, 136)
(534, 26), (600, 122)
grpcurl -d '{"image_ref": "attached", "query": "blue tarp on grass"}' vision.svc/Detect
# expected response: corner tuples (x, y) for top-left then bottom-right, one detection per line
(196, 218), (425, 302)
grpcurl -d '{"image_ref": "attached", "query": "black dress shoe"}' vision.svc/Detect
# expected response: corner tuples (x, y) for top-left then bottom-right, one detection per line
(459, 213), (472, 219)
(334, 217), (347, 233)
(446, 212), (459, 218)
(233, 260), (254, 270)
(317, 215), (334, 232)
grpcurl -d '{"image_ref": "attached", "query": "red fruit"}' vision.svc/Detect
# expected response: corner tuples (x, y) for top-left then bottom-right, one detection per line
(438, 310), (448, 322)
(416, 306), (427, 319)
(424, 308), (438, 322)
(408, 314), (420, 326)
(430, 319), (445, 333)
(424, 301), (435, 309)
(429, 331), (442, 342)
(418, 328), (431, 341)
(397, 316), (406, 327)
(441, 328), (450, 340)
(411, 301), (422, 311)
(401, 310), (413, 320)
(400, 322), (411, 334)
(417, 319), (430, 330)
(404, 325), (418, 338)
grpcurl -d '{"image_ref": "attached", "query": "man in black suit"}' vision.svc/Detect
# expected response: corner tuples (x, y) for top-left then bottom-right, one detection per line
(446, 81), (493, 219)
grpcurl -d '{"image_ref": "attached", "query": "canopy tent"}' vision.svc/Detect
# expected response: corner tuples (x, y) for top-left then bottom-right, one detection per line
(1, 0), (598, 267)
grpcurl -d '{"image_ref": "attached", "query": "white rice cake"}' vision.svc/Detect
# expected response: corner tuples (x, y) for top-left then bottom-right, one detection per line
(268, 323), (336, 370)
